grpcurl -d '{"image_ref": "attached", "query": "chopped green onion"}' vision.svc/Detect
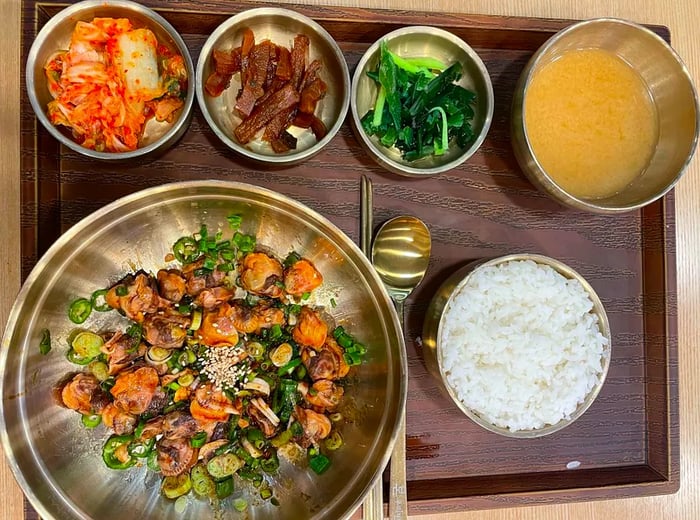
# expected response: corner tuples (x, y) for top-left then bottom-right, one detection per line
(115, 285), (128, 297)
(260, 452), (279, 473)
(190, 431), (207, 448)
(329, 298), (337, 308)
(301, 292), (311, 301)
(233, 232), (256, 253)
(190, 309), (203, 331)
(39, 328), (51, 355)
(71, 331), (104, 359)
(177, 303), (192, 314)
(233, 498), (248, 512)
(277, 357), (302, 376)
(215, 477), (235, 499)
(178, 372), (194, 387)
(203, 257), (217, 270)
(161, 474), (192, 499)
(174, 495), (188, 514)
(309, 453), (331, 474)
(324, 431), (343, 451)
(90, 289), (111, 312)
(216, 262), (233, 272)
(260, 486), (273, 500)
(219, 248), (235, 261)
(100, 376), (116, 393)
(68, 298), (92, 324)
(270, 429), (293, 448)
(283, 251), (302, 268)
(227, 214), (243, 230)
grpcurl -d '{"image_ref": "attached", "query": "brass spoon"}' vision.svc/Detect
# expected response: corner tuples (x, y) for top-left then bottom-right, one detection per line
(371, 215), (431, 520)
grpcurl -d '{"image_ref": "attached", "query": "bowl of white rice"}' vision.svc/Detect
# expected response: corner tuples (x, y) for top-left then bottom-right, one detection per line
(422, 254), (611, 438)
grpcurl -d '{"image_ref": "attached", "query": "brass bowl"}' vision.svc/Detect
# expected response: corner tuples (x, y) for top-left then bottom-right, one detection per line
(195, 8), (350, 165)
(511, 18), (699, 213)
(25, 0), (195, 161)
(350, 26), (494, 177)
(422, 254), (611, 438)
(0, 181), (406, 519)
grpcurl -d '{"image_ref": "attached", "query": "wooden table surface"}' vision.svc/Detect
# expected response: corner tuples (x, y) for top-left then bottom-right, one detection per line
(1, 0), (698, 519)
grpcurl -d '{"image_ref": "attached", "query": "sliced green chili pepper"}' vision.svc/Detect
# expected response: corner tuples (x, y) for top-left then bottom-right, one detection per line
(190, 463), (215, 497)
(102, 434), (136, 470)
(66, 349), (92, 366)
(81, 413), (101, 429)
(172, 236), (200, 264)
(39, 328), (51, 355)
(128, 437), (155, 458)
(147, 449), (161, 472)
(68, 298), (92, 324)
(90, 289), (111, 312)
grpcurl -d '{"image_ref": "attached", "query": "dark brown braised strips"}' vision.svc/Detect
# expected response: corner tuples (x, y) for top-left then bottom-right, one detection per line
(53, 220), (367, 509)
(205, 28), (328, 152)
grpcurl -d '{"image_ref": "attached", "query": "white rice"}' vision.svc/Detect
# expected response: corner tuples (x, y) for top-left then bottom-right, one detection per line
(439, 259), (609, 432)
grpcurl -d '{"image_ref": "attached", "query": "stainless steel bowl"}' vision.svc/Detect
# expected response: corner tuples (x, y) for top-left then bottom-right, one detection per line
(422, 253), (611, 438)
(25, 0), (195, 160)
(511, 18), (699, 213)
(350, 26), (494, 177)
(0, 181), (406, 520)
(196, 8), (350, 165)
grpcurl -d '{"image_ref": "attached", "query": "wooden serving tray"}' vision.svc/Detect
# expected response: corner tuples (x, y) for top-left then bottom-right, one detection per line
(20, 1), (678, 517)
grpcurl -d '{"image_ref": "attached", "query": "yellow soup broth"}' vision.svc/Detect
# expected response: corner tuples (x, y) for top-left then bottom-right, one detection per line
(524, 48), (658, 200)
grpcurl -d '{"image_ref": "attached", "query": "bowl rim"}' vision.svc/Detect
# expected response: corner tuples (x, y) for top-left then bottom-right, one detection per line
(194, 7), (351, 164)
(25, 0), (196, 161)
(434, 253), (612, 438)
(516, 17), (700, 213)
(349, 25), (495, 177)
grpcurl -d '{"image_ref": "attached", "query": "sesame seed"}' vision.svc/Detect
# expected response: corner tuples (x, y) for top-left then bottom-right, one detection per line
(200, 345), (250, 391)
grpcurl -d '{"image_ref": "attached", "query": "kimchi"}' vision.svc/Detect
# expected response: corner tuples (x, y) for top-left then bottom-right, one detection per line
(44, 17), (187, 153)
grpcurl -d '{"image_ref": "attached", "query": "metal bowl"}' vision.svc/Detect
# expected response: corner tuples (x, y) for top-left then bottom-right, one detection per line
(25, 0), (195, 161)
(422, 253), (611, 438)
(196, 8), (350, 165)
(511, 18), (699, 213)
(350, 26), (494, 177)
(0, 181), (406, 520)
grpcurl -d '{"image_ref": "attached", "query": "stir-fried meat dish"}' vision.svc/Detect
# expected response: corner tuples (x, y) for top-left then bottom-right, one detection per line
(54, 216), (366, 506)
(205, 28), (328, 153)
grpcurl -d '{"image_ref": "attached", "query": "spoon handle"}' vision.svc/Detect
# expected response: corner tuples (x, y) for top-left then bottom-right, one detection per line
(389, 297), (408, 520)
